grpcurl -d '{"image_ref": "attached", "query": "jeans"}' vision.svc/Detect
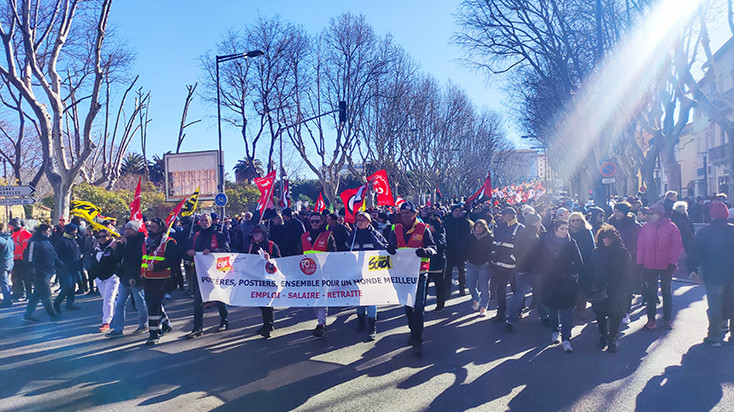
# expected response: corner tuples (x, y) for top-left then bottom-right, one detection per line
(643, 268), (673, 321)
(110, 281), (148, 333)
(25, 274), (55, 317)
(0, 269), (10, 303)
(508, 272), (548, 324)
(314, 307), (327, 325)
(260, 307), (274, 328)
(445, 254), (465, 295)
(491, 267), (514, 318)
(705, 283), (727, 343)
(428, 271), (446, 309)
(404, 273), (428, 345)
(192, 274), (228, 331)
(549, 307), (573, 341)
(357, 305), (377, 318)
(53, 268), (78, 308)
(465, 262), (491, 309)
(95, 275), (120, 324)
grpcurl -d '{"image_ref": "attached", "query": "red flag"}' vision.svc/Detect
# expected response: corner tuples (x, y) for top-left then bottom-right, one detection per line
(129, 177), (148, 237)
(254, 170), (277, 213)
(162, 197), (187, 242)
(436, 184), (444, 201)
(367, 170), (395, 206)
(467, 172), (493, 203)
(314, 193), (326, 213)
(395, 196), (406, 207)
(340, 185), (368, 224)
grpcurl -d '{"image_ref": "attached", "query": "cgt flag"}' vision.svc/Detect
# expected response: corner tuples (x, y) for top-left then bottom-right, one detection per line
(395, 196), (406, 207)
(340, 185), (368, 224)
(129, 177), (148, 237)
(367, 170), (395, 206)
(467, 172), (493, 204)
(254, 170), (277, 214)
(70, 200), (120, 237)
(180, 187), (200, 217)
(314, 193), (326, 213)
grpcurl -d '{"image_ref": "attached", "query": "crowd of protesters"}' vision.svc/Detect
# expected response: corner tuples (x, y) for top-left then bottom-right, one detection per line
(1, 188), (734, 355)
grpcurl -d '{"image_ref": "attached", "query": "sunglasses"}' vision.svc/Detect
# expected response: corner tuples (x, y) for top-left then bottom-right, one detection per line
(310, 219), (321, 224)
(95, 235), (109, 239)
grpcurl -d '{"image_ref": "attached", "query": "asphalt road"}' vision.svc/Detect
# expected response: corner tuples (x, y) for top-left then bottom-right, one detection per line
(1, 279), (733, 412)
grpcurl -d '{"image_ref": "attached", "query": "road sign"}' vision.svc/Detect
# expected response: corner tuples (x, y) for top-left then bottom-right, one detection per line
(0, 197), (35, 206)
(601, 177), (616, 184)
(599, 161), (617, 178)
(214, 193), (228, 207)
(0, 185), (35, 196)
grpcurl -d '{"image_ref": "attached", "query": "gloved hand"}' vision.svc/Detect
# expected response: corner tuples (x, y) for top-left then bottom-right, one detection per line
(387, 244), (397, 255)
(415, 248), (429, 258)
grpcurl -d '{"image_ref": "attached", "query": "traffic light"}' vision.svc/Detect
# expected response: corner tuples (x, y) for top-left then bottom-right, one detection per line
(338, 101), (347, 124)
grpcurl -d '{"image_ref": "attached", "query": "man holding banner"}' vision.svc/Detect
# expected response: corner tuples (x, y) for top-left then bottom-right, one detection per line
(386, 201), (436, 356)
(298, 212), (336, 338)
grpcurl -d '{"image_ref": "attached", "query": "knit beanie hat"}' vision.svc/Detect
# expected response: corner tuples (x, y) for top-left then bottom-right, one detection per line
(614, 202), (631, 215)
(710, 202), (729, 220)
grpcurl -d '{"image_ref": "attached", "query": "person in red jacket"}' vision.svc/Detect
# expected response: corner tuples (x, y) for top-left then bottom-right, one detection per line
(9, 219), (32, 301)
(636, 202), (683, 330)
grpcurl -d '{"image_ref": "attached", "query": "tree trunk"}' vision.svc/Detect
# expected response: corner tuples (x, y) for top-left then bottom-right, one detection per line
(661, 145), (681, 194)
(52, 178), (73, 221)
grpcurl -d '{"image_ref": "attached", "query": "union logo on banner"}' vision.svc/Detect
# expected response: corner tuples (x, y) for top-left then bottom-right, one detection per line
(216, 256), (233, 272)
(299, 257), (317, 275)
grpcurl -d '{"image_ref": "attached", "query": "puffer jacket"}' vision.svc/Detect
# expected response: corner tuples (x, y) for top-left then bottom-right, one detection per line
(636, 217), (683, 270)
(26, 233), (65, 278)
(687, 219), (734, 285)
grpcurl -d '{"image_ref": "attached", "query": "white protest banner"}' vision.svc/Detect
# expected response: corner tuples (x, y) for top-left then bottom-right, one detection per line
(194, 249), (422, 307)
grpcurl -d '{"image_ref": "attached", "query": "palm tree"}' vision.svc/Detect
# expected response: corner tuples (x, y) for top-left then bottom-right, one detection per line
(148, 153), (167, 187)
(121, 152), (147, 176)
(233, 158), (265, 183)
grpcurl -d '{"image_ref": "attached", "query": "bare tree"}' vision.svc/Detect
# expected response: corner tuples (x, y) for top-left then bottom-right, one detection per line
(176, 83), (199, 153)
(0, 0), (127, 219)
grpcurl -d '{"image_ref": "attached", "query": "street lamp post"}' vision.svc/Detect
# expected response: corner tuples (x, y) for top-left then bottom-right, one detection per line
(216, 49), (264, 217)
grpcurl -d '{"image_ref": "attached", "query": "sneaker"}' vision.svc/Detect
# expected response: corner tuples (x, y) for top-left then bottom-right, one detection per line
(562, 340), (573, 353)
(644, 320), (657, 330)
(216, 323), (229, 332)
(185, 330), (203, 339)
(551, 332), (561, 344)
(622, 313), (631, 324)
(663, 320), (673, 330)
(703, 337), (722, 348)
(145, 337), (159, 346)
(312, 324), (326, 338)
(132, 327), (148, 335)
(258, 325), (274, 338)
(23, 315), (40, 323)
(99, 324), (110, 333)
(65, 304), (81, 310)
(434, 305), (445, 313)
(106, 330), (124, 338)
(471, 301), (479, 311)
(164, 294), (171, 299)
(479, 307), (487, 317)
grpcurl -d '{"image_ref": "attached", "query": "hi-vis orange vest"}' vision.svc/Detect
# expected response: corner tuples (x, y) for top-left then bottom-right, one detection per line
(301, 230), (332, 254)
(394, 222), (430, 272)
(394, 222), (426, 248)
(141, 238), (176, 279)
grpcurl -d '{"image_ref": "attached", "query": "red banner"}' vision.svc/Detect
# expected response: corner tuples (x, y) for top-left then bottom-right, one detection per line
(129, 177), (148, 237)
(340, 185), (368, 224)
(367, 170), (395, 206)
(467, 172), (493, 203)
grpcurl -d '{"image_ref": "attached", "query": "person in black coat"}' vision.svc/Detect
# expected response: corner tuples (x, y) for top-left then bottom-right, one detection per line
(427, 218), (447, 312)
(53, 223), (82, 311)
(524, 219), (583, 352)
(281, 208), (305, 257)
(462, 219), (494, 316)
(23, 225), (64, 322)
(585, 224), (633, 353)
(185, 213), (231, 338)
(444, 206), (472, 296)
(327, 213), (351, 251)
(349, 211), (388, 340)
(246, 224), (282, 338)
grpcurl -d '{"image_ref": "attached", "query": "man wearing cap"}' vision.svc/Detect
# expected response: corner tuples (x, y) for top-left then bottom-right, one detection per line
(107, 220), (148, 338)
(490, 207), (524, 323)
(298, 212), (337, 338)
(52, 223), (82, 311)
(9, 218), (31, 302)
(185, 213), (230, 338)
(386, 201), (437, 355)
(687, 201), (734, 347)
(637, 202), (682, 330)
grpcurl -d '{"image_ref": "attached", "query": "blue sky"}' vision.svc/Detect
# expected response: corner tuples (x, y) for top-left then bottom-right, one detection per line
(109, 0), (508, 178)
